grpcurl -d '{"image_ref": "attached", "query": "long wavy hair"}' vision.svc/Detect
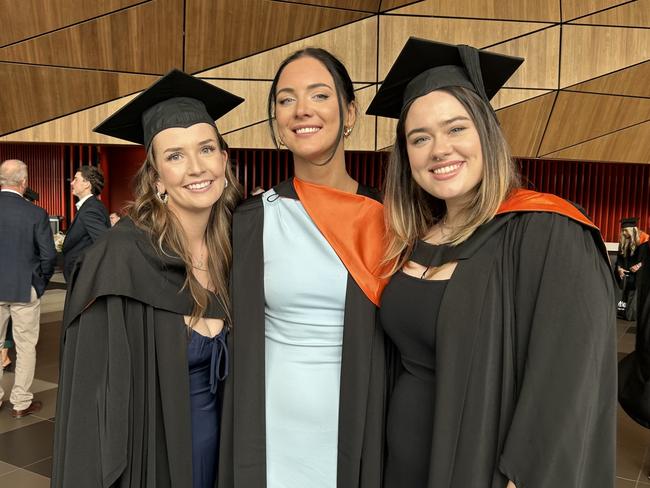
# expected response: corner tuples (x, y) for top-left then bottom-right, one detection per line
(383, 86), (520, 275)
(128, 129), (241, 325)
(619, 226), (640, 257)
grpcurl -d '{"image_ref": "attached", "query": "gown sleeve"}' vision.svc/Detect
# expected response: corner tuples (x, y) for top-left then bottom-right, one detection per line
(52, 296), (132, 487)
(498, 213), (617, 487)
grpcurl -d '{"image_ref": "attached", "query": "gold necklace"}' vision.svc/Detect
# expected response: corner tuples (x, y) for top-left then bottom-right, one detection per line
(191, 246), (207, 271)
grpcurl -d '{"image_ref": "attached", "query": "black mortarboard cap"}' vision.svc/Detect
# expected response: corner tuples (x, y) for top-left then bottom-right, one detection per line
(23, 187), (39, 202)
(366, 38), (524, 119)
(621, 217), (638, 228)
(93, 69), (244, 148)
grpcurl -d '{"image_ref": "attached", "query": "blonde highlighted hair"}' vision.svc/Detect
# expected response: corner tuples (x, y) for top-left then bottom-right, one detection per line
(383, 86), (520, 275)
(128, 129), (241, 325)
(619, 226), (640, 257)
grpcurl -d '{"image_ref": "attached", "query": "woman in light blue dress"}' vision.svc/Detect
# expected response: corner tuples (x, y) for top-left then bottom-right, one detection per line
(219, 48), (389, 488)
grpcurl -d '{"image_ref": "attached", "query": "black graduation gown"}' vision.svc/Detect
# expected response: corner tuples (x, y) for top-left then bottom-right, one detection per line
(52, 218), (225, 488)
(218, 179), (388, 488)
(400, 210), (616, 487)
(619, 241), (650, 428)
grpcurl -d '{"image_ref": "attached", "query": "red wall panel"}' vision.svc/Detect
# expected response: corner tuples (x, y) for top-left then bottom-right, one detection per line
(2, 142), (647, 242)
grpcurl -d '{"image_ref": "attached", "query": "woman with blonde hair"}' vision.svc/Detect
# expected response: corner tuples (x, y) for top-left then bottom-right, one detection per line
(615, 217), (648, 320)
(52, 70), (243, 488)
(367, 38), (616, 487)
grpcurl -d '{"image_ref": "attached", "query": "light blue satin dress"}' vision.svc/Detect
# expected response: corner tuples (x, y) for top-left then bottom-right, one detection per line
(263, 189), (347, 488)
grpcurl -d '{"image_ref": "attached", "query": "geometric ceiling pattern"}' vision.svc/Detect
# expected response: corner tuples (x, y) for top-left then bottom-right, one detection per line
(1, 0), (648, 163)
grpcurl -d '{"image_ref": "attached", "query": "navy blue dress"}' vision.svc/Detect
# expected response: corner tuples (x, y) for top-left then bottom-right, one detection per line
(188, 326), (228, 488)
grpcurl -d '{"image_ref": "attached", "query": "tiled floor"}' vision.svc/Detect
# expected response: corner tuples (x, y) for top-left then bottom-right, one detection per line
(1, 275), (648, 487)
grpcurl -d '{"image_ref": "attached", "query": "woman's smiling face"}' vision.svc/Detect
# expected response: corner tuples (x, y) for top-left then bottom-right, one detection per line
(404, 90), (484, 208)
(152, 122), (227, 217)
(274, 55), (355, 166)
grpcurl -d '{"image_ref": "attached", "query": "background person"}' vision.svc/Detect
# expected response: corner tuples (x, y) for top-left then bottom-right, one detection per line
(615, 217), (648, 320)
(0, 159), (57, 417)
(62, 165), (110, 281)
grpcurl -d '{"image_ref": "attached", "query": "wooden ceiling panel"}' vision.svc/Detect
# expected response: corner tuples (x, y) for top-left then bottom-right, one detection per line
(0, 0), (182, 73)
(272, 0), (380, 11)
(543, 121), (650, 163)
(538, 91), (650, 154)
(488, 26), (560, 89)
(197, 17), (377, 83)
(571, 0), (650, 27)
(0, 62), (159, 135)
(491, 89), (553, 110)
(378, 16), (550, 80)
(496, 92), (556, 157)
(184, 0), (371, 74)
(0, 93), (140, 144)
(391, 0), (560, 22)
(568, 62), (650, 98)
(0, 0), (144, 47)
(560, 25), (650, 87)
(561, 0), (628, 22)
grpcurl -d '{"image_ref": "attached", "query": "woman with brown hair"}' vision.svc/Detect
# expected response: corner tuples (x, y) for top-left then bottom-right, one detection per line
(219, 48), (389, 488)
(367, 38), (617, 487)
(52, 70), (243, 488)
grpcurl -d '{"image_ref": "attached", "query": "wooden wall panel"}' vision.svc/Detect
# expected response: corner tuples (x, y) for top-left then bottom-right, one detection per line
(275, 0), (380, 11)
(379, 0), (426, 11)
(0, 0), (182, 73)
(198, 17), (377, 83)
(346, 85), (377, 151)
(543, 122), (650, 163)
(223, 122), (273, 149)
(561, 0), (627, 21)
(376, 117), (397, 151)
(491, 89), (553, 110)
(489, 26), (560, 89)
(378, 16), (548, 79)
(207, 80), (272, 134)
(184, 0), (371, 73)
(0, 93), (140, 144)
(392, 0), (560, 22)
(568, 62), (650, 97)
(0, 64), (156, 135)
(538, 92), (650, 154)
(0, 0), (144, 47)
(571, 0), (650, 27)
(560, 25), (650, 87)
(496, 92), (556, 157)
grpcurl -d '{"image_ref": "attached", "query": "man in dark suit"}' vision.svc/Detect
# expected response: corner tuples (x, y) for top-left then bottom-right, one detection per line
(62, 165), (110, 281)
(0, 159), (57, 417)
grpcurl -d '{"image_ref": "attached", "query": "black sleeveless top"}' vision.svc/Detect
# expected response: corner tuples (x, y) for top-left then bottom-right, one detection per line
(380, 241), (449, 487)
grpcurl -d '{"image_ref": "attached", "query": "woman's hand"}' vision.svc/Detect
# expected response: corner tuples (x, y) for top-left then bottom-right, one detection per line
(631, 262), (642, 273)
(618, 266), (627, 279)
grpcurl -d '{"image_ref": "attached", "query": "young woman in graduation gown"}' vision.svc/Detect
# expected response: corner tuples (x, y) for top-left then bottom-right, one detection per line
(366, 38), (617, 488)
(218, 49), (389, 488)
(52, 70), (244, 488)
(619, 224), (650, 428)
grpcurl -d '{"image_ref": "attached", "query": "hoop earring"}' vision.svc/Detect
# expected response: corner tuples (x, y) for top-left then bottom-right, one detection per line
(278, 138), (286, 147)
(343, 126), (353, 138)
(156, 191), (168, 204)
(224, 178), (229, 188)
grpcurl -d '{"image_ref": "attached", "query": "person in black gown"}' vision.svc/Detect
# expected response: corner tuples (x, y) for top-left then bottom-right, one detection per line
(367, 38), (617, 487)
(52, 70), (243, 487)
(614, 218), (648, 320)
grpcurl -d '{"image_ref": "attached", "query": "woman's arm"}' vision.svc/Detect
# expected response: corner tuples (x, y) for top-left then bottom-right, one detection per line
(506, 482), (516, 488)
